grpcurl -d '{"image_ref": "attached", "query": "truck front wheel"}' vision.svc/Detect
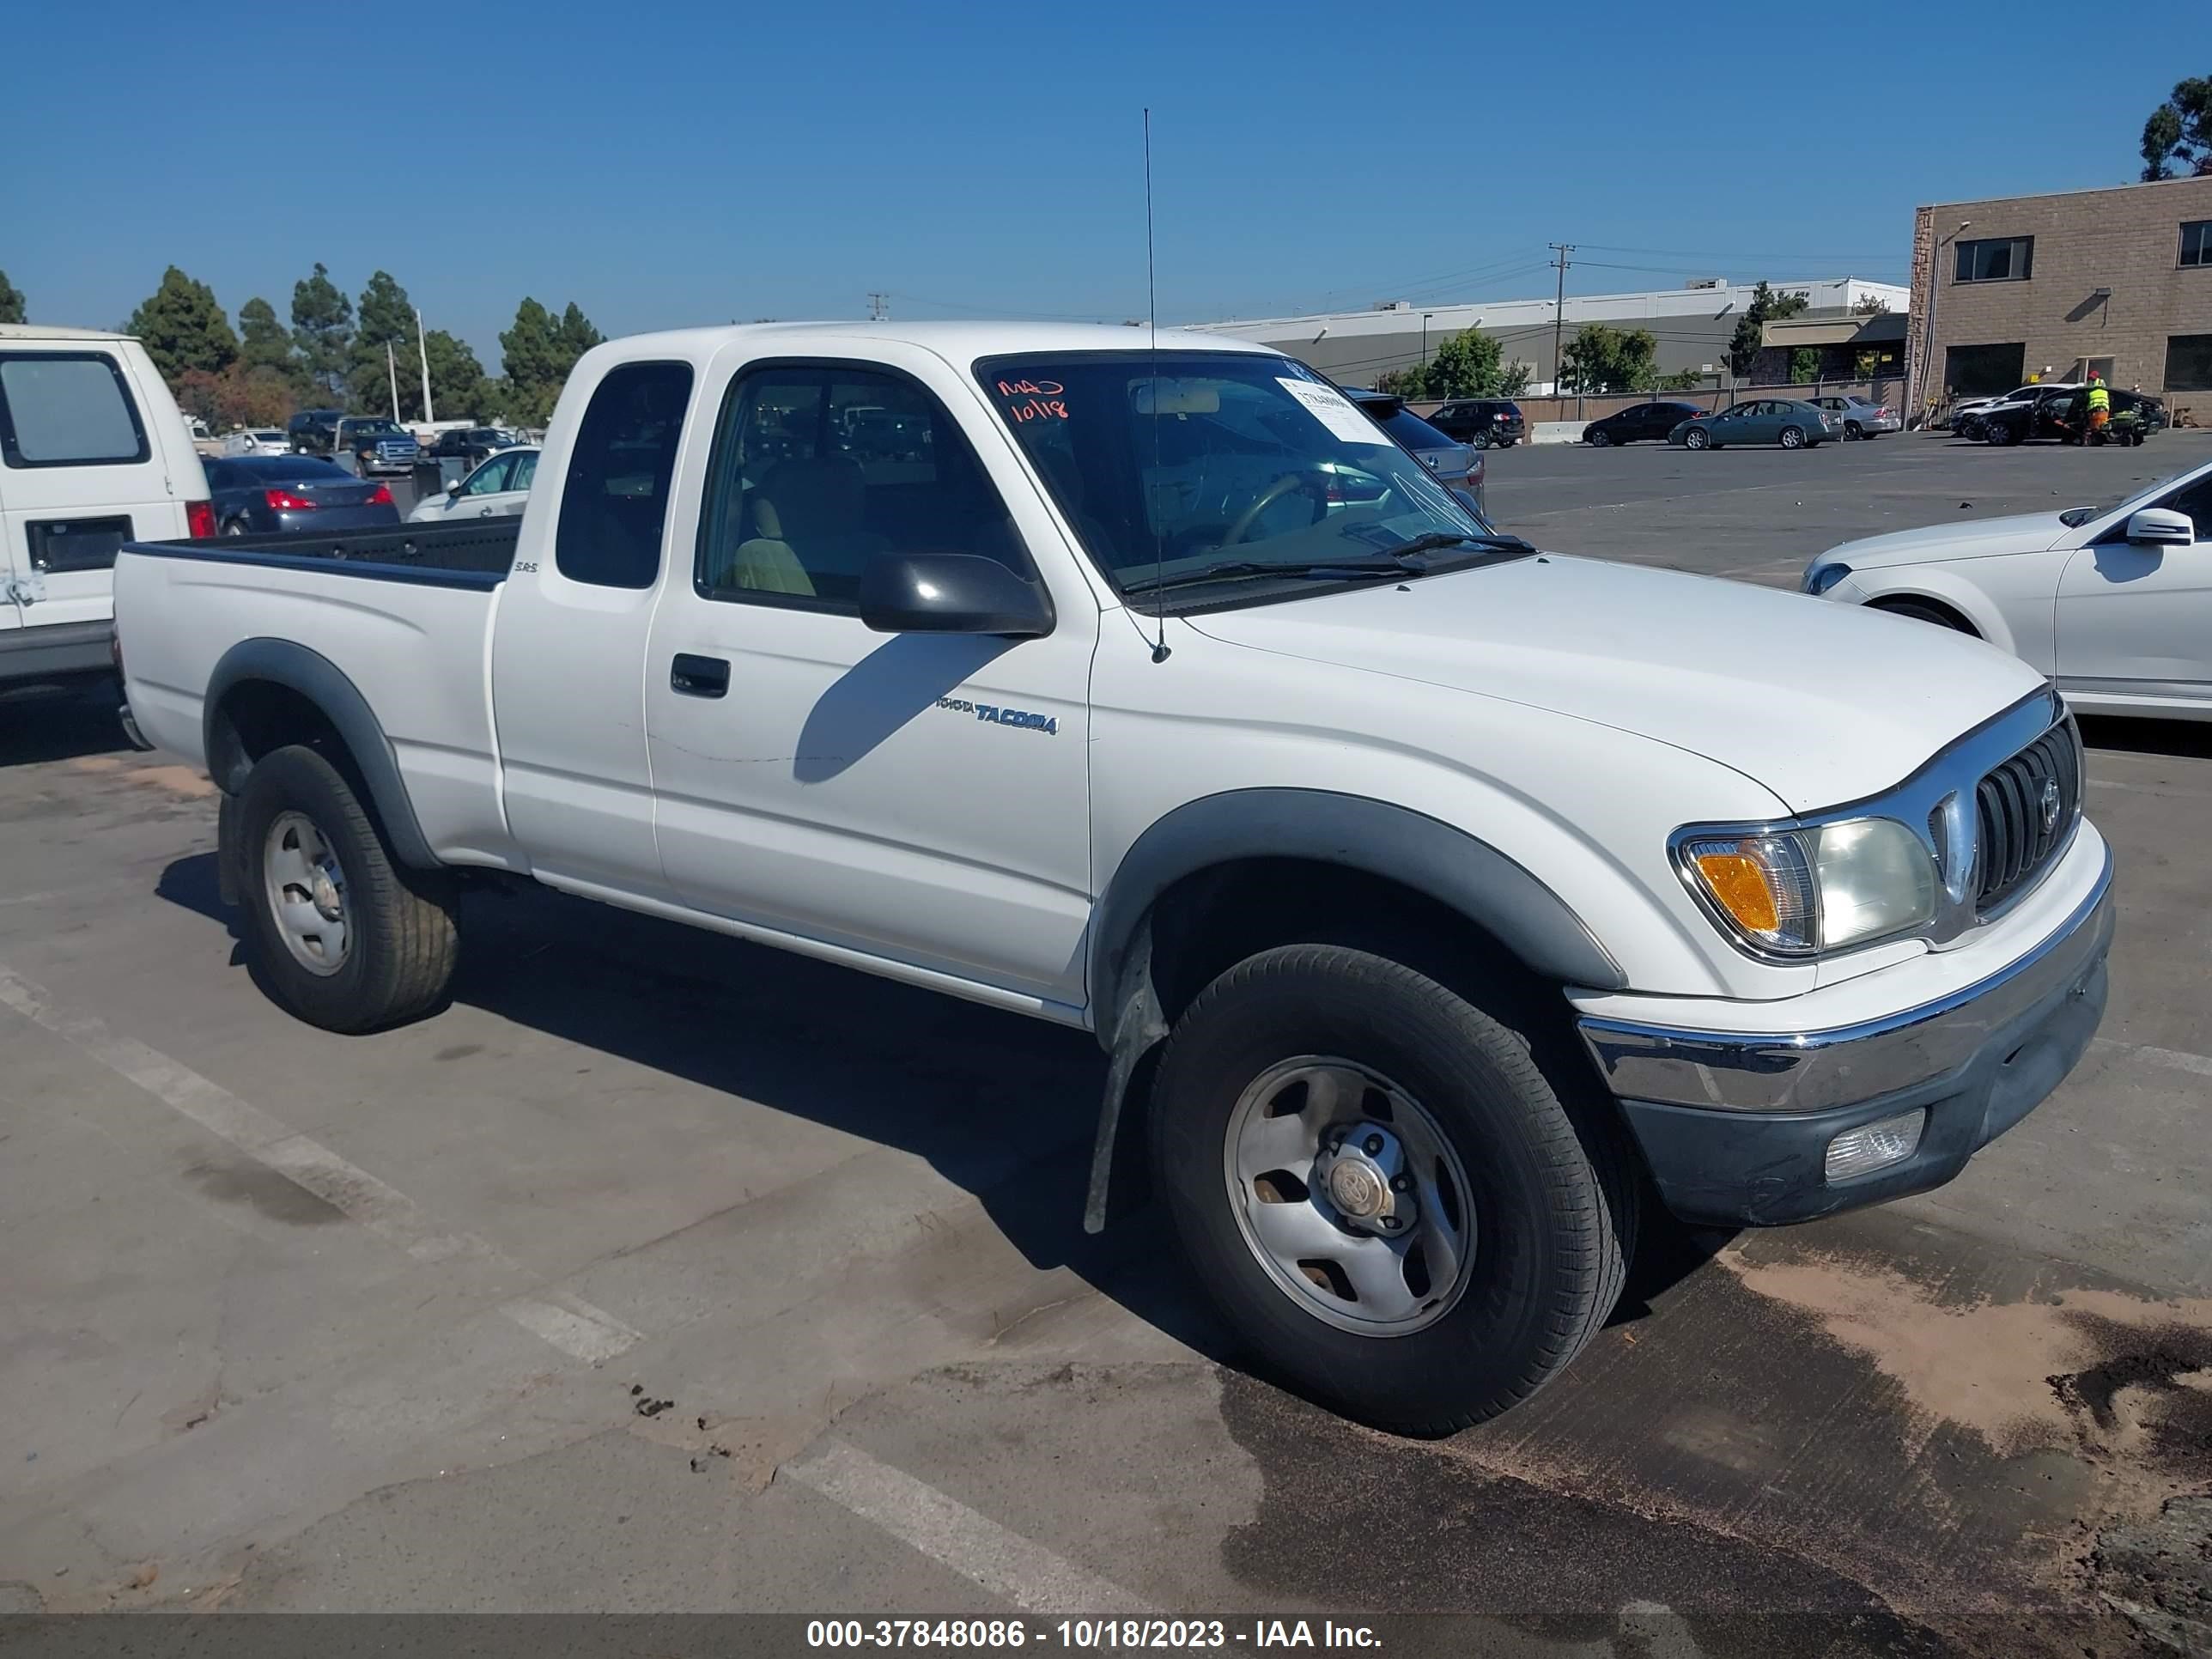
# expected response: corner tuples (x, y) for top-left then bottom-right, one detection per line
(235, 744), (459, 1033)
(1149, 945), (1636, 1434)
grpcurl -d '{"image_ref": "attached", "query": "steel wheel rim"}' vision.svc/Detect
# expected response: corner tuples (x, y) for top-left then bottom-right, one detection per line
(263, 810), (350, 976)
(1221, 1055), (1476, 1337)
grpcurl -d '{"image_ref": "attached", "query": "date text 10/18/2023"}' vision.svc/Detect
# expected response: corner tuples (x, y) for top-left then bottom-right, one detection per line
(807, 1620), (1382, 1649)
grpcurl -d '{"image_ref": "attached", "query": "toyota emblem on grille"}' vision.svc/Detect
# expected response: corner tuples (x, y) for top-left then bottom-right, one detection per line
(2039, 778), (2063, 834)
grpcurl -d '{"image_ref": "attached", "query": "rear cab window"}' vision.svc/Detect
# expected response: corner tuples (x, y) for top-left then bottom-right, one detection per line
(0, 353), (150, 468)
(554, 361), (695, 589)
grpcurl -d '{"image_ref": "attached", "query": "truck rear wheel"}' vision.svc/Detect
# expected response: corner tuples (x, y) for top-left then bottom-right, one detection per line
(1148, 944), (1637, 1434)
(235, 744), (459, 1033)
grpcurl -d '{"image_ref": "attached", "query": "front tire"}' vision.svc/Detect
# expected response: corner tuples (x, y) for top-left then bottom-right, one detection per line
(235, 744), (459, 1033)
(1589, 429), (1612, 447)
(1984, 422), (2016, 446)
(1683, 428), (1710, 450)
(1149, 945), (1637, 1435)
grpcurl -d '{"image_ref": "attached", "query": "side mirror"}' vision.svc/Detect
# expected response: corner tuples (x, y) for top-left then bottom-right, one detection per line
(447, 478), (465, 496)
(858, 554), (1054, 637)
(2126, 507), (2194, 546)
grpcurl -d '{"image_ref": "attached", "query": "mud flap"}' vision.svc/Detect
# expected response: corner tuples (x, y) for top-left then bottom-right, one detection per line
(1083, 926), (1169, 1235)
(216, 790), (244, 908)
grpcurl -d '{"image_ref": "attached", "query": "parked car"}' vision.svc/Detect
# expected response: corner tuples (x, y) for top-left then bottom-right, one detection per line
(118, 323), (2113, 1435)
(1582, 401), (1705, 447)
(1425, 398), (1525, 448)
(287, 408), (345, 456)
(204, 455), (399, 536)
(1808, 396), (1900, 440)
(1804, 458), (2211, 720)
(332, 416), (421, 476)
(423, 426), (518, 470)
(1668, 399), (1832, 450)
(220, 427), (293, 458)
(1343, 388), (1486, 515)
(0, 323), (212, 695)
(1986, 386), (2158, 447)
(407, 446), (539, 523)
(1952, 384), (2079, 441)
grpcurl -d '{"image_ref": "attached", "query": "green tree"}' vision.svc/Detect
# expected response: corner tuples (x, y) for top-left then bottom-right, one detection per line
(1789, 348), (1821, 384)
(346, 270), (425, 416)
(500, 296), (603, 427)
(0, 269), (24, 325)
(2140, 77), (2212, 180)
(237, 296), (301, 388)
(1851, 293), (1892, 316)
(126, 266), (240, 385)
(422, 329), (489, 419)
(1382, 327), (1531, 400)
(290, 263), (354, 403)
(1559, 323), (1660, 393)
(1372, 364), (1425, 397)
(1727, 281), (1809, 378)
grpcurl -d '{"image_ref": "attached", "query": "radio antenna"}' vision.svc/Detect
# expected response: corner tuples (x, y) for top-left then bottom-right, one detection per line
(1144, 106), (1170, 664)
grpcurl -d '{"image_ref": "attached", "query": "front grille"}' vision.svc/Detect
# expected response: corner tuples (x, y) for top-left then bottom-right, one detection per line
(1973, 720), (2081, 912)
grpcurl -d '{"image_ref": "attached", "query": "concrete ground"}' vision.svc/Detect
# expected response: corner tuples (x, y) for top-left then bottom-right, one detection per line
(3, 432), (2209, 1656)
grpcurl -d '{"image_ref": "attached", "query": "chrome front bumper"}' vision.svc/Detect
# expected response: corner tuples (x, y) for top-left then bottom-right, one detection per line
(1578, 850), (2113, 1225)
(1581, 849), (2113, 1113)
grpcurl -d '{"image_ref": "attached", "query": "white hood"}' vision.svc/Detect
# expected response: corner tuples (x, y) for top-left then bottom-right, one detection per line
(1822, 512), (2074, 568)
(1184, 555), (2045, 815)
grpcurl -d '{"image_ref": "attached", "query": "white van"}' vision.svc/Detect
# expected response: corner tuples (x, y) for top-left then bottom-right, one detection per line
(0, 325), (210, 693)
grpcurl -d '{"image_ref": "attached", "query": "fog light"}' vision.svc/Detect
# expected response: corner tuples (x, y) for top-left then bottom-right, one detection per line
(1824, 1109), (1925, 1182)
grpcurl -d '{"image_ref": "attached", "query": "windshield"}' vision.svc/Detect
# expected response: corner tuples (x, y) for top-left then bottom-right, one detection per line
(346, 419), (404, 436)
(2058, 463), (2203, 527)
(977, 353), (1504, 603)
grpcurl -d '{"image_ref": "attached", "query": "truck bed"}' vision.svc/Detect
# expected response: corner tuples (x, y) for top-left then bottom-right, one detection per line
(123, 519), (520, 586)
(115, 518), (523, 872)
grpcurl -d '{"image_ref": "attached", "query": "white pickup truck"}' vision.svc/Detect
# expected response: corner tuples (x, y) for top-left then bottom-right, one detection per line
(115, 322), (2114, 1432)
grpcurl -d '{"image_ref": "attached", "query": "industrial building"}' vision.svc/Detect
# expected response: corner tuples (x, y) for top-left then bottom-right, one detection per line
(1190, 276), (1909, 391)
(1906, 173), (2212, 413)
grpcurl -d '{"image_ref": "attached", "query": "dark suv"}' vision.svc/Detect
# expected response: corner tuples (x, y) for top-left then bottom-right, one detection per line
(287, 408), (345, 455)
(1425, 398), (1526, 448)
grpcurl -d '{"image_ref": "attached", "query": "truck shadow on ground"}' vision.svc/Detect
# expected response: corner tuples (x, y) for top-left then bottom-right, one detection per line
(155, 851), (1721, 1401)
(2078, 714), (2212, 761)
(0, 683), (128, 769)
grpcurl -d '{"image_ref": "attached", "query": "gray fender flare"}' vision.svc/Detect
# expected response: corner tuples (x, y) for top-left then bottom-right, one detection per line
(1079, 787), (1624, 1231)
(204, 637), (440, 871)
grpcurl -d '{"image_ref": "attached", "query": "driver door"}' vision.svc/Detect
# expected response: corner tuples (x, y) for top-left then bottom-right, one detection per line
(2057, 471), (2212, 706)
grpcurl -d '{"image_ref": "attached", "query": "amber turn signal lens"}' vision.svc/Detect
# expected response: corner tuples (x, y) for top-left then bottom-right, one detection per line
(1692, 849), (1780, 933)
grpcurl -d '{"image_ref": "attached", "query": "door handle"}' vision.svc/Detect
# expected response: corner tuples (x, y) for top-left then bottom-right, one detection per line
(670, 653), (730, 698)
(478, 506), (495, 517)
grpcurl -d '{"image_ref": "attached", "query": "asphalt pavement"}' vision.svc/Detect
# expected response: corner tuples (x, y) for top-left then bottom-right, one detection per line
(3, 430), (2209, 1656)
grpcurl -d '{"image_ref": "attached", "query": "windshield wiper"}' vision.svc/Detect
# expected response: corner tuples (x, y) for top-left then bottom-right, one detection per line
(1121, 556), (1425, 598)
(1371, 530), (1534, 560)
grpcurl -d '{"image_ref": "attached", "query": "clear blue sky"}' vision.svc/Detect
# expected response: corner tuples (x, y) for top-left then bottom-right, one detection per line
(3, 0), (2197, 363)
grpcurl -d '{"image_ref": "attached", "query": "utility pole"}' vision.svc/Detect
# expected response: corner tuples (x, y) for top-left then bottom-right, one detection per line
(1548, 243), (1574, 404)
(415, 307), (434, 423)
(386, 340), (400, 422)
(866, 292), (890, 321)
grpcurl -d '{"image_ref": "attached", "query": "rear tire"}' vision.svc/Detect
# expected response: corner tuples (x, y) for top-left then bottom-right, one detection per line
(1149, 944), (1638, 1435)
(1779, 425), (1805, 449)
(1472, 431), (1492, 450)
(235, 744), (459, 1034)
(1844, 422), (1863, 441)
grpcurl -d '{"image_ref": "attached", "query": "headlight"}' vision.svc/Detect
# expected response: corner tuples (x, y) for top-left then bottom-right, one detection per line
(1678, 817), (1936, 957)
(1804, 561), (1852, 596)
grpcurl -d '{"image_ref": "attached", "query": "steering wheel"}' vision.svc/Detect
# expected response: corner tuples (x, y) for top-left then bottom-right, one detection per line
(1223, 472), (1318, 546)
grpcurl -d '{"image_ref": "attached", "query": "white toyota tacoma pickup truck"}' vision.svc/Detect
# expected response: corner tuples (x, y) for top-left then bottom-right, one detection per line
(114, 323), (2114, 1432)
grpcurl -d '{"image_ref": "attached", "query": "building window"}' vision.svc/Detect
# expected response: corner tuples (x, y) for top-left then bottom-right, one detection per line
(1954, 237), (2033, 283)
(2166, 335), (2212, 393)
(1943, 342), (2026, 399)
(2182, 222), (2212, 268)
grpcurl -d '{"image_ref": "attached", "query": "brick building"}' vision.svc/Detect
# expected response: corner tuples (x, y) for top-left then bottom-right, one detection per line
(1905, 174), (2212, 415)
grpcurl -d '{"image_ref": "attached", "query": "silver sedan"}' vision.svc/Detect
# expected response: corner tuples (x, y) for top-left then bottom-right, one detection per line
(1810, 396), (1901, 439)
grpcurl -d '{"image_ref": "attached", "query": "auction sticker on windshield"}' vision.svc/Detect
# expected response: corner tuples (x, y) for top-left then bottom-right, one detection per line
(1277, 379), (1392, 446)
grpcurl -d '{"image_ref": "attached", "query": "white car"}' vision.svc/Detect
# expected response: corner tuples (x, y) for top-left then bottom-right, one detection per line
(114, 321), (2113, 1434)
(220, 428), (293, 458)
(406, 445), (538, 523)
(1804, 457), (2212, 720)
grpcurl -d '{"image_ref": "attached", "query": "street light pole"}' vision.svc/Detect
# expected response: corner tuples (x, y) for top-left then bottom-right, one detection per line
(1421, 311), (1433, 370)
(415, 307), (434, 423)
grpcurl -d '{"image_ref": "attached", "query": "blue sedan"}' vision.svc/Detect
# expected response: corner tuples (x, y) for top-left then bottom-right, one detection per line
(1668, 398), (1834, 450)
